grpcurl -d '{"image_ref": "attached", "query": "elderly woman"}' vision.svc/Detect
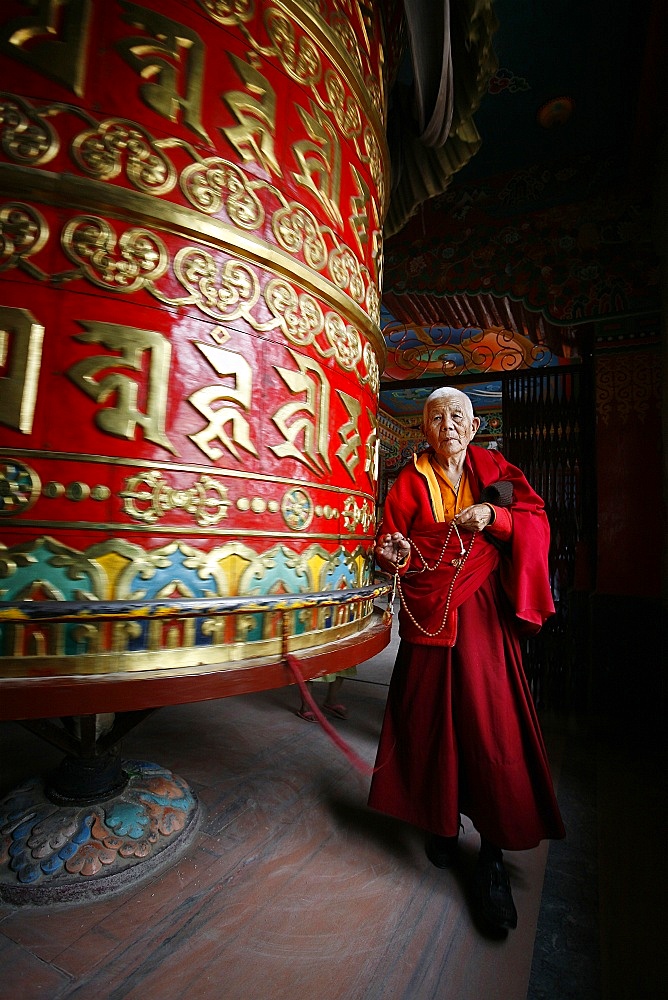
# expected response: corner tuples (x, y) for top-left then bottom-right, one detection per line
(370, 387), (564, 933)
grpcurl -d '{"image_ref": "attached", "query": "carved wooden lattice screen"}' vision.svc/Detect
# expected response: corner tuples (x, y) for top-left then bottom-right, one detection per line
(503, 367), (595, 712)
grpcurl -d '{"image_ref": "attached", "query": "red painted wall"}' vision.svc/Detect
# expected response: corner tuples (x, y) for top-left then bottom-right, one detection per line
(595, 344), (663, 597)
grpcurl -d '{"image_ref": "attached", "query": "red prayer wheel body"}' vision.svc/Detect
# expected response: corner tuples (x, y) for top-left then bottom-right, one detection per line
(0, 0), (393, 715)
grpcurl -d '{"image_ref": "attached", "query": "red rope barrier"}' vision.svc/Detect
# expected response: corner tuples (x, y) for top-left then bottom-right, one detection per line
(284, 653), (376, 776)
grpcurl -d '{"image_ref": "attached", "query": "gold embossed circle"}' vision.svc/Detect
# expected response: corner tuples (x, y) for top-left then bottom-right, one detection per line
(280, 487), (314, 531)
(0, 460), (41, 516)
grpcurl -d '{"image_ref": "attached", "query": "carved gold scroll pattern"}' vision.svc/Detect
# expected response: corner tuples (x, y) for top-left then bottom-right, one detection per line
(0, 201), (49, 276)
(4, 0), (386, 184)
(168, 249), (379, 390)
(62, 224), (381, 396)
(62, 216), (170, 292)
(0, 95), (380, 314)
(0, 0), (388, 223)
(0, 93), (62, 165)
(194, 0), (386, 138)
(0, 196), (379, 392)
(0, 80), (383, 291)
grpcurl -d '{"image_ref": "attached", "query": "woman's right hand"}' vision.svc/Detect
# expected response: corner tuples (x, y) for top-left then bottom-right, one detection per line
(375, 532), (410, 566)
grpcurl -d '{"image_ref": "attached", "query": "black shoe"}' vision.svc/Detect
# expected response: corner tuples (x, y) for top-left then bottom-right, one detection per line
(425, 833), (459, 869)
(474, 856), (518, 930)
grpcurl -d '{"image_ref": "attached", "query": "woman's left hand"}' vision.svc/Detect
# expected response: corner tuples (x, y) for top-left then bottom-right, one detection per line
(454, 503), (493, 532)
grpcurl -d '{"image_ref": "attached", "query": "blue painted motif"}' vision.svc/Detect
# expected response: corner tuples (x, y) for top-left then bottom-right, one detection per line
(123, 546), (222, 601)
(104, 801), (150, 839)
(0, 539), (98, 602)
(0, 762), (197, 886)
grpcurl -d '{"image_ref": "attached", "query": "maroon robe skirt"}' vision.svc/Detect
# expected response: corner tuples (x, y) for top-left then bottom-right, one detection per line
(368, 571), (565, 851)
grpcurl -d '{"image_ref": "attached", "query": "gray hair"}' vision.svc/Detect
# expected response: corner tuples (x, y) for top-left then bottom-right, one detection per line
(423, 387), (474, 420)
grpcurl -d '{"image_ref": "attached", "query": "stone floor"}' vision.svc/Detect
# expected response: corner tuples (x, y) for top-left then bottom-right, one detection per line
(0, 614), (665, 1000)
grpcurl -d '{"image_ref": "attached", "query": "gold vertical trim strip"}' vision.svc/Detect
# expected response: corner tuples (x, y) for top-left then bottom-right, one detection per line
(19, 320), (45, 434)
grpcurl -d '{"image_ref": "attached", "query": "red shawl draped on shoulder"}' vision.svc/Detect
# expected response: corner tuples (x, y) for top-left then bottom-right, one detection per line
(378, 445), (554, 646)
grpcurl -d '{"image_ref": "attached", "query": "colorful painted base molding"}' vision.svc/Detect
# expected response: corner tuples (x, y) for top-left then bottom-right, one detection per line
(0, 760), (199, 904)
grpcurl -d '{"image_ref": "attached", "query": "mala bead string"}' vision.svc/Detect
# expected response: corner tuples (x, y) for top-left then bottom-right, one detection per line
(394, 528), (478, 638)
(406, 518), (466, 572)
(382, 571), (398, 625)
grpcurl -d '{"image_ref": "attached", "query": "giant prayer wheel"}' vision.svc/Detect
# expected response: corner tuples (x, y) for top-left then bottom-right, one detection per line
(0, 0), (398, 724)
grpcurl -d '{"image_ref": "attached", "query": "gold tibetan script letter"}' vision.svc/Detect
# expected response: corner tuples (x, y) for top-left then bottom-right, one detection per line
(336, 390), (362, 480)
(365, 407), (378, 484)
(0, 306), (44, 435)
(271, 351), (331, 476)
(349, 163), (380, 259)
(117, 1), (210, 143)
(67, 321), (176, 454)
(188, 341), (258, 462)
(221, 54), (281, 177)
(0, 0), (91, 96)
(292, 102), (342, 228)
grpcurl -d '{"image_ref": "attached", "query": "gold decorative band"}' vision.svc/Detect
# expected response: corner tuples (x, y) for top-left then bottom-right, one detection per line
(0, 164), (386, 369)
(270, 0), (388, 129)
(0, 519), (371, 540)
(0, 447), (375, 499)
(0, 613), (372, 677)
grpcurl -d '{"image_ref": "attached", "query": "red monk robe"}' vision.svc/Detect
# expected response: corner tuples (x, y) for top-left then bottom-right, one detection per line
(368, 445), (565, 851)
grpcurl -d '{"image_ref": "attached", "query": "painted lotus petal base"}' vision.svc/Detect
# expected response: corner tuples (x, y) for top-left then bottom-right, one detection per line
(0, 760), (199, 905)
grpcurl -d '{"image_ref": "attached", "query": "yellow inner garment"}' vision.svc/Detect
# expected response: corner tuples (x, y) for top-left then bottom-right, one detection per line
(415, 452), (475, 522)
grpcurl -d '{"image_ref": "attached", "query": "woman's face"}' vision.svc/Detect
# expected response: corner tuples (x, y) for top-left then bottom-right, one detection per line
(423, 393), (480, 464)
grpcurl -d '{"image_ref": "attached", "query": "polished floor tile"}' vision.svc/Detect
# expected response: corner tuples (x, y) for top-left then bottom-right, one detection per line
(0, 620), (664, 999)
